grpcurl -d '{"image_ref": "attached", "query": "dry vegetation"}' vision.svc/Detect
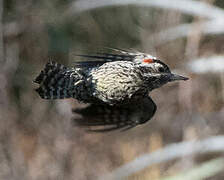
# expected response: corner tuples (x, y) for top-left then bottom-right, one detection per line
(1, 0), (224, 179)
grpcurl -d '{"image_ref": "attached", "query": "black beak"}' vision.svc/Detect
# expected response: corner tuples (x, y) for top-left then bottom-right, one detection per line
(169, 73), (189, 82)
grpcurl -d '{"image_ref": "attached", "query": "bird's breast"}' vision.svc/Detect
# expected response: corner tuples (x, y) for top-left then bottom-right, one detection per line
(89, 62), (144, 105)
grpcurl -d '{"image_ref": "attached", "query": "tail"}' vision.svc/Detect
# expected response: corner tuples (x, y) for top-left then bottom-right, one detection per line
(34, 61), (76, 99)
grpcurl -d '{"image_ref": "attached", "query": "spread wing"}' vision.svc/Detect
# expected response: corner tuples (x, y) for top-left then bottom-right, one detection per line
(75, 48), (139, 68)
(72, 97), (157, 132)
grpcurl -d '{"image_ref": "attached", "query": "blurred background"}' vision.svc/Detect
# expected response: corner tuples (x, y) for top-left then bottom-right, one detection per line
(1, 0), (224, 179)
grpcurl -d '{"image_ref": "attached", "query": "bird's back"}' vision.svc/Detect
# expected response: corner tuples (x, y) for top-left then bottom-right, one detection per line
(88, 61), (146, 105)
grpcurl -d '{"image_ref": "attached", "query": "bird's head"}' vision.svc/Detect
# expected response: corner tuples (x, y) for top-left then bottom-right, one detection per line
(136, 55), (189, 90)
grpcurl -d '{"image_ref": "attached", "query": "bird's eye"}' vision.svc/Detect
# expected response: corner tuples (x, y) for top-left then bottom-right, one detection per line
(158, 67), (165, 72)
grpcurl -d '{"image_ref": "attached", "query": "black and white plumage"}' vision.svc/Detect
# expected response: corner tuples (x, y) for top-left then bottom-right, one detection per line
(73, 96), (157, 132)
(34, 49), (188, 132)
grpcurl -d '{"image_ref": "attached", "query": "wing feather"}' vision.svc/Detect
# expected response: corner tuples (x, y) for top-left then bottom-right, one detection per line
(72, 97), (157, 132)
(74, 49), (137, 68)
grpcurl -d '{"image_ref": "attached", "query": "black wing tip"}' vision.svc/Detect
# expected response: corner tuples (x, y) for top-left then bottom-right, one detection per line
(73, 122), (131, 133)
(73, 53), (135, 68)
(73, 115), (137, 133)
(33, 70), (44, 84)
(35, 88), (46, 99)
(83, 124), (137, 133)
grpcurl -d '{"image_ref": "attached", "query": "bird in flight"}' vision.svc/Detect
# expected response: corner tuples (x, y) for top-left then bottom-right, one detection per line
(34, 48), (188, 132)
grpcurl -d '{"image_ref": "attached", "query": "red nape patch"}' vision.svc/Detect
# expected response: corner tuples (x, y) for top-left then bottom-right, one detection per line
(143, 59), (154, 63)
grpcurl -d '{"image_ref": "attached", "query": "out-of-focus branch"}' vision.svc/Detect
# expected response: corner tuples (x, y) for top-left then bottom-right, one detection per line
(100, 136), (224, 180)
(65, 0), (224, 44)
(161, 158), (224, 180)
(149, 19), (224, 45)
(67, 0), (224, 20)
(188, 55), (224, 101)
(188, 56), (224, 74)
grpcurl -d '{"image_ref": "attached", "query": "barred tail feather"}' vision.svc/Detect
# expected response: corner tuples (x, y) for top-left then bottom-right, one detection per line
(34, 61), (75, 99)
